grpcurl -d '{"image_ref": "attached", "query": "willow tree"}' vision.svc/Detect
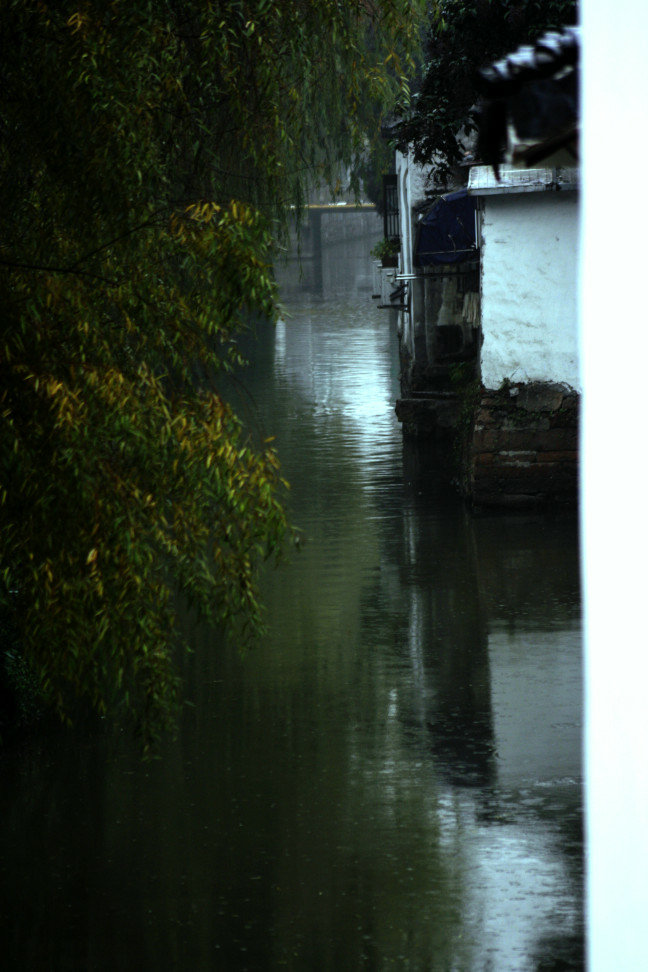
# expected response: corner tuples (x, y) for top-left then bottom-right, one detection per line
(0, 0), (423, 746)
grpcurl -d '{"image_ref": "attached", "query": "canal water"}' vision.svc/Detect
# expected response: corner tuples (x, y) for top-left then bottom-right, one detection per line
(0, 222), (583, 969)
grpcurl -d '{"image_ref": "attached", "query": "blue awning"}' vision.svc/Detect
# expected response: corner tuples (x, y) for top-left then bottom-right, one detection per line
(414, 189), (477, 267)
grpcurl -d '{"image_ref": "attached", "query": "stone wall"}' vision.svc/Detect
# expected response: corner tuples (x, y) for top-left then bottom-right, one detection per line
(465, 381), (579, 509)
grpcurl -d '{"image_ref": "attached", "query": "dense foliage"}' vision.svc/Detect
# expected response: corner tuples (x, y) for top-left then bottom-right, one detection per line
(393, 0), (577, 183)
(0, 0), (423, 747)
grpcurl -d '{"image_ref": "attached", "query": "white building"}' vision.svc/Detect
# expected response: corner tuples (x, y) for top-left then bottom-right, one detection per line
(380, 26), (581, 508)
(468, 164), (580, 394)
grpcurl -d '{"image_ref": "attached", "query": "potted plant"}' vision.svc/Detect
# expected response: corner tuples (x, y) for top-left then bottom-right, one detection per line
(371, 237), (400, 268)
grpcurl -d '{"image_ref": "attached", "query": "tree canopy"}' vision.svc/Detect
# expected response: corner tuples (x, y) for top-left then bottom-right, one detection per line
(0, 0), (424, 747)
(392, 0), (577, 183)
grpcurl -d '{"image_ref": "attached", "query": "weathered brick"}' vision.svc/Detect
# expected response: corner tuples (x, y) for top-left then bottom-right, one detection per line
(476, 408), (494, 425)
(473, 451), (495, 466)
(531, 428), (577, 451)
(472, 428), (498, 451)
(550, 408), (580, 429)
(458, 386), (580, 508)
(503, 413), (552, 430)
(537, 450), (579, 463)
(499, 451), (537, 466)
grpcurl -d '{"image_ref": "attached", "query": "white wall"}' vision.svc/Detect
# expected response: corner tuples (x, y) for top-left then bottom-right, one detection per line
(480, 191), (580, 391)
(582, 5), (648, 970)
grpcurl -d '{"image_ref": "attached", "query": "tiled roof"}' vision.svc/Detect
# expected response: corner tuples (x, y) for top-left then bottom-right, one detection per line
(476, 27), (580, 98)
(474, 26), (579, 175)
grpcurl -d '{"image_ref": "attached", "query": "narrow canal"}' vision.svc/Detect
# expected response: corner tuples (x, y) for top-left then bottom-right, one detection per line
(0, 222), (584, 970)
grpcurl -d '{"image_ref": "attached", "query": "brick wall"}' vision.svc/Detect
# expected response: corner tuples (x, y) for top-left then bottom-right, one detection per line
(466, 382), (579, 509)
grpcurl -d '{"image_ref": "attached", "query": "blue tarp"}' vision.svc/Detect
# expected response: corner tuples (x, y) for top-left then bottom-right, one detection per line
(414, 189), (477, 267)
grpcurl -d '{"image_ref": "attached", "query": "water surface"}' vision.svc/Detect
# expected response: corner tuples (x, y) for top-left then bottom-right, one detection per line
(0, 222), (583, 969)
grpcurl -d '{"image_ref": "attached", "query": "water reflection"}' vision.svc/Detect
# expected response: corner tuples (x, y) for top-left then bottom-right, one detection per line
(351, 443), (583, 968)
(0, 225), (583, 970)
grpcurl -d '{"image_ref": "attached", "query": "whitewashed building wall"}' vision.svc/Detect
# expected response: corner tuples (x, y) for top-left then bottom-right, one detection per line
(477, 187), (580, 391)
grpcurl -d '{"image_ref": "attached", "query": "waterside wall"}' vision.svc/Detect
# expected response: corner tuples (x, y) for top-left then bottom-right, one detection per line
(463, 381), (579, 510)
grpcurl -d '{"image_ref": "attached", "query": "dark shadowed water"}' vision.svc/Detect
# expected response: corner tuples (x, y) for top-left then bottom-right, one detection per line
(0, 221), (583, 970)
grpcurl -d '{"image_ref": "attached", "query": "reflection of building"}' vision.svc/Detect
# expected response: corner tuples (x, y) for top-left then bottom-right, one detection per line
(371, 441), (583, 965)
(392, 446), (581, 795)
(377, 27), (580, 510)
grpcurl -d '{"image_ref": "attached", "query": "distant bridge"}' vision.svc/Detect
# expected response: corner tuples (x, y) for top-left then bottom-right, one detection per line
(280, 203), (381, 293)
(295, 203), (381, 257)
(304, 202), (377, 214)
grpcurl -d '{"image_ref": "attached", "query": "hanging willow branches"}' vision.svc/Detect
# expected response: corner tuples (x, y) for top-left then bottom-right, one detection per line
(0, 0), (424, 747)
